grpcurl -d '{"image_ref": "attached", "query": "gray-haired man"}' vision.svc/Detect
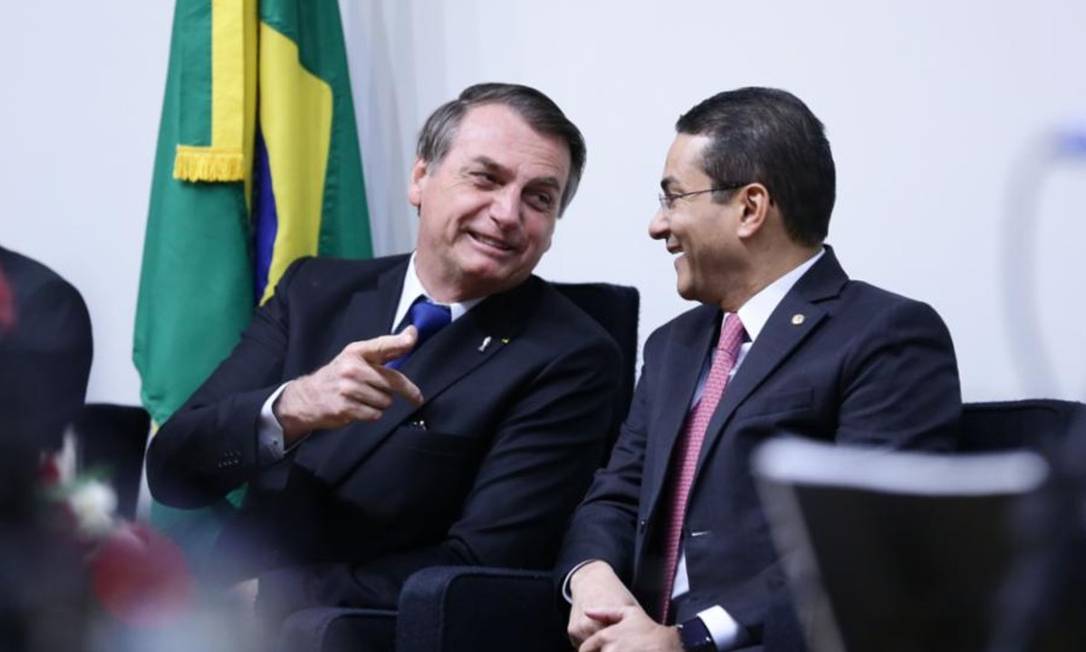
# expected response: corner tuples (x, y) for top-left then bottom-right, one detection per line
(148, 83), (621, 627)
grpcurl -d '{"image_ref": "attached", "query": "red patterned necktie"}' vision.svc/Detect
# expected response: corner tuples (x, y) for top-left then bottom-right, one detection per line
(658, 313), (746, 623)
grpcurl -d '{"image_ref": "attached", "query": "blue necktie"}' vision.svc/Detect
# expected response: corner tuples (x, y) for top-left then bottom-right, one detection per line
(386, 296), (452, 370)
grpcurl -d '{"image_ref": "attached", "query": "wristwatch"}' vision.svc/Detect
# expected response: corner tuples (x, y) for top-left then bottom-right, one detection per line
(676, 616), (716, 652)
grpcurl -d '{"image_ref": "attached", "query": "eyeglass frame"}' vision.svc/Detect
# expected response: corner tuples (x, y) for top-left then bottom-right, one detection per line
(657, 182), (753, 211)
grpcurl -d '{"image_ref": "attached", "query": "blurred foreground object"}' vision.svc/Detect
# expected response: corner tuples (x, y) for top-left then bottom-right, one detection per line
(754, 437), (1049, 652)
(988, 405), (1086, 652)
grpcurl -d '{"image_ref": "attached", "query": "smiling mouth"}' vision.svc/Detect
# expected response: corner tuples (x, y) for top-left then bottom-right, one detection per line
(468, 231), (517, 254)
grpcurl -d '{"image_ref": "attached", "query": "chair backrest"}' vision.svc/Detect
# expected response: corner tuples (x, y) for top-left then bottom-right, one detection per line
(959, 399), (1086, 453)
(552, 282), (639, 457)
(72, 403), (151, 519)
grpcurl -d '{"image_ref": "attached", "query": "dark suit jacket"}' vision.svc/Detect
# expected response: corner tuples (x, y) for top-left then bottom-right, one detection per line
(0, 246), (92, 452)
(148, 254), (621, 615)
(557, 247), (961, 648)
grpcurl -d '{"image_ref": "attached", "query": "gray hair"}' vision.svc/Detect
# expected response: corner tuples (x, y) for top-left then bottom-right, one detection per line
(416, 83), (587, 215)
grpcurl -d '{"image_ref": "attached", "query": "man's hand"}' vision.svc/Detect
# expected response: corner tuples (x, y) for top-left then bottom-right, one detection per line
(274, 327), (424, 444)
(568, 561), (640, 648)
(579, 605), (681, 652)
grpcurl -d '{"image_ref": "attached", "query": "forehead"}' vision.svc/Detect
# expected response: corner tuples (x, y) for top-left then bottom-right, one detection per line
(445, 103), (571, 180)
(663, 133), (713, 187)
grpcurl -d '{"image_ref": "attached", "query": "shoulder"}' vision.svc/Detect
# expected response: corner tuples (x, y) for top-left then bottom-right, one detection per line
(0, 247), (90, 338)
(506, 279), (624, 368)
(836, 280), (950, 332)
(283, 253), (408, 285)
(271, 254), (408, 299)
(534, 280), (620, 345)
(643, 302), (717, 352)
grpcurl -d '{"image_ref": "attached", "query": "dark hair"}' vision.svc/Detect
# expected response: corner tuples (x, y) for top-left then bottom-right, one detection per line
(416, 83), (587, 215)
(676, 87), (835, 246)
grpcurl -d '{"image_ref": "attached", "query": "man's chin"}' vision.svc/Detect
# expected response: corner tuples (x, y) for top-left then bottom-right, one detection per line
(459, 267), (530, 297)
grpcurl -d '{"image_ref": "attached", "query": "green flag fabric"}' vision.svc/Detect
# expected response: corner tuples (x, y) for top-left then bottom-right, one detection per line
(134, 0), (371, 565)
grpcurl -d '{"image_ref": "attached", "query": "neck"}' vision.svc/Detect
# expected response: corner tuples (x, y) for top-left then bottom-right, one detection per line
(719, 243), (821, 312)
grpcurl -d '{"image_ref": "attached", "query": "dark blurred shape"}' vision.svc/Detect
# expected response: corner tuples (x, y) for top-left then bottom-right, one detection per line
(0, 245), (93, 452)
(958, 399), (1083, 453)
(989, 405), (1086, 652)
(751, 399), (1086, 652)
(0, 246), (94, 651)
(754, 436), (1050, 652)
(74, 404), (151, 519)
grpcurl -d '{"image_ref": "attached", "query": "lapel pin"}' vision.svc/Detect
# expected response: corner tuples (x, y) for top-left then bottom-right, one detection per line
(501, 337), (510, 344)
(478, 336), (492, 352)
(791, 313), (805, 326)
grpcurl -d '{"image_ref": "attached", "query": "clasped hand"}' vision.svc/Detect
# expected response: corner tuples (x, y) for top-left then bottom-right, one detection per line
(568, 561), (681, 652)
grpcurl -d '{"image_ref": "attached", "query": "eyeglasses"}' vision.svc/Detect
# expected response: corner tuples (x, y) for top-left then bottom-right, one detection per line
(657, 183), (750, 211)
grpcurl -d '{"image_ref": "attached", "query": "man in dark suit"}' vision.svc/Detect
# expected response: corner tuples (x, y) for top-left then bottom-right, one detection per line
(147, 83), (621, 622)
(559, 88), (961, 652)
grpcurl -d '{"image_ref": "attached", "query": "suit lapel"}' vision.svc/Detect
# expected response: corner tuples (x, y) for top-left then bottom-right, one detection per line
(691, 247), (849, 483)
(293, 260), (406, 475)
(342, 259), (406, 342)
(304, 277), (544, 486)
(643, 305), (719, 518)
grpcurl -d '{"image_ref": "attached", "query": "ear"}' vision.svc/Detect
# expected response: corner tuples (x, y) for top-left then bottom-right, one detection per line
(736, 183), (771, 239)
(407, 158), (429, 209)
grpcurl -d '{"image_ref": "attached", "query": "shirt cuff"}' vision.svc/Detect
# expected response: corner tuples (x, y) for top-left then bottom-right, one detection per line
(257, 382), (292, 464)
(697, 605), (743, 651)
(562, 559), (601, 604)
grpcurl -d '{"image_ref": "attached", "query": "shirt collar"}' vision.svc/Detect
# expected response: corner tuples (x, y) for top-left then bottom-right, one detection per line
(734, 247), (825, 342)
(392, 252), (484, 331)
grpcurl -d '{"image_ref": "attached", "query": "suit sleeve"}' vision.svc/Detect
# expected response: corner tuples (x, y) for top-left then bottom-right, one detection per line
(146, 258), (309, 508)
(256, 328), (624, 615)
(835, 298), (962, 451)
(553, 328), (662, 592)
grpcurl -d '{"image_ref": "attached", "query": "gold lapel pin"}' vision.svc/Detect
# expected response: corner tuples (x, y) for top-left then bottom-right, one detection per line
(791, 313), (805, 326)
(501, 337), (510, 344)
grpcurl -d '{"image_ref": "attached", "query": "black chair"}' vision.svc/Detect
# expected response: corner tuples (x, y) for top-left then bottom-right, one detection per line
(278, 282), (640, 652)
(72, 403), (151, 519)
(958, 399), (1085, 453)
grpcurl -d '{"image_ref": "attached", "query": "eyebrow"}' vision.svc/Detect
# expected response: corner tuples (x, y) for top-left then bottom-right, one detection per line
(468, 156), (563, 194)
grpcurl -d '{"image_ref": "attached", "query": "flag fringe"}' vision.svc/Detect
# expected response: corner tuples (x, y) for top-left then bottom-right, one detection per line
(173, 145), (245, 182)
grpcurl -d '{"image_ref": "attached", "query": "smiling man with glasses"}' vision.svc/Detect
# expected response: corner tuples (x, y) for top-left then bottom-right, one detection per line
(559, 87), (962, 652)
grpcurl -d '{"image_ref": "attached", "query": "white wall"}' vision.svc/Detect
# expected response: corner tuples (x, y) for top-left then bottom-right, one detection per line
(3, 0), (1084, 406)
(0, 3), (172, 405)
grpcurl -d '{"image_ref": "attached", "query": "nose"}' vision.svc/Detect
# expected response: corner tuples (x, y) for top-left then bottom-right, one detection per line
(648, 207), (669, 240)
(489, 185), (521, 228)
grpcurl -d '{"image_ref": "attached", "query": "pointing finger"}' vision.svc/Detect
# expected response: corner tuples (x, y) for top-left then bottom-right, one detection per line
(354, 326), (418, 364)
(376, 366), (424, 406)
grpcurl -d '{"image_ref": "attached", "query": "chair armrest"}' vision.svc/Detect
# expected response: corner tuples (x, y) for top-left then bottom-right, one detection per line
(277, 606), (396, 652)
(396, 566), (568, 652)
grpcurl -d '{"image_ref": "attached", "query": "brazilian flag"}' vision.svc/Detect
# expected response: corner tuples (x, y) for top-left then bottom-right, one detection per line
(133, 0), (372, 565)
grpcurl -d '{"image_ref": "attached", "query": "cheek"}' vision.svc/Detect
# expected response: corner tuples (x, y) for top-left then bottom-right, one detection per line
(530, 218), (557, 250)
